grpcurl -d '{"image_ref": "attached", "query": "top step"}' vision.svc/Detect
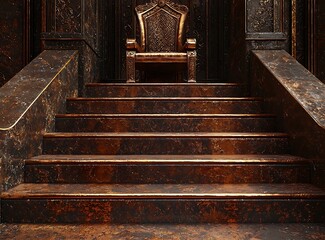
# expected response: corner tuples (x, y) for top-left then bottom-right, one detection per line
(85, 83), (248, 98)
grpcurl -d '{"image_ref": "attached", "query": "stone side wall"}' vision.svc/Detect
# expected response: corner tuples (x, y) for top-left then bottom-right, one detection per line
(251, 50), (325, 188)
(0, 50), (78, 221)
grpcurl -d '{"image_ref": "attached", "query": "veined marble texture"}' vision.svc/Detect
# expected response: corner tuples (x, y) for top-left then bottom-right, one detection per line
(251, 50), (325, 188)
(1, 223), (325, 239)
(0, 50), (78, 192)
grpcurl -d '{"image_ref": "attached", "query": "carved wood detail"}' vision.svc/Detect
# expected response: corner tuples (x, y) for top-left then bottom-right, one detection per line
(43, 0), (101, 55)
(245, 0), (286, 40)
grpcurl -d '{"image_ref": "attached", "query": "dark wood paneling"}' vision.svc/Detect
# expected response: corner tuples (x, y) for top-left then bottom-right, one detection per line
(295, 0), (308, 67)
(316, 40), (325, 82)
(208, 0), (230, 81)
(107, 0), (230, 82)
(230, 0), (291, 84)
(315, 0), (325, 81)
(0, 0), (42, 87)
(0, 0), (321, 85)
(0, 0), (28, 87)
(229, 0), (246, 83)
(42, 0), (107, 94)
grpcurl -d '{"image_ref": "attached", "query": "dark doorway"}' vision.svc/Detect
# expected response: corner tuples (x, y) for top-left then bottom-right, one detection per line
(106, 0), (230, 83)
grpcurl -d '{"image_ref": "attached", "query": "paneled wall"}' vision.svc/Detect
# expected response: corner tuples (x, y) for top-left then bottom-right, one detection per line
(41, 0), (108, 94)
(107, 0), (230, 82)
(295, 0), (308, 66)
(315, 0), (325, 81)
(0, 0), (42, 88)
(0, 1), (30, 87)
(229, 0), (291, 83)
(0, 0), (324, 85)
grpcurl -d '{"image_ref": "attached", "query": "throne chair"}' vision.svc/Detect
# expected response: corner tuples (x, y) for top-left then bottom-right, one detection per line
(126, 0), (197, 83)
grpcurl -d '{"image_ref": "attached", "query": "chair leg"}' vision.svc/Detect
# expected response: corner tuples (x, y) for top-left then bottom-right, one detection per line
(187, 51), (197, 83)
(126, 51), (136, 83)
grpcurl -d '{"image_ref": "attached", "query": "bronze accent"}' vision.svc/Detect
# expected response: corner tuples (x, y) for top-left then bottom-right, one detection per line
(126, 51), (136, 83)
(126, 0), (197, 83)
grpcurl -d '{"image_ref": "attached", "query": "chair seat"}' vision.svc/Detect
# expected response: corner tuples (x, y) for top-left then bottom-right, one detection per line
(136, 52), (187, 63)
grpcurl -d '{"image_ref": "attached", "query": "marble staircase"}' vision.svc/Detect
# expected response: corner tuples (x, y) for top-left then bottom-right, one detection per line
(1, 83), (325, 224)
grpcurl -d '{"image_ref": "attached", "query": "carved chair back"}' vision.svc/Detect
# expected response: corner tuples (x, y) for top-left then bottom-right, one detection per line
(136, 0), (188, 52)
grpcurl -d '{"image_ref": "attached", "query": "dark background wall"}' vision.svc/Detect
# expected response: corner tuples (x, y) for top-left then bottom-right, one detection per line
(0, 0), (324, 86)
(0, 0), (41, 87)
(296, 0), (308, 66)
(0, 0), (26, 87)
(230, 0), (292, 83)
(41, 0), (108, 95)
(107, 0), (230, 82)
(315, 0), (325, 81)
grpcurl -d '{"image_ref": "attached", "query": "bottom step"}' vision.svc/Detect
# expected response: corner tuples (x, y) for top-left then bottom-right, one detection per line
(1, 223), (325, 240)
(2, 183), (325, 224)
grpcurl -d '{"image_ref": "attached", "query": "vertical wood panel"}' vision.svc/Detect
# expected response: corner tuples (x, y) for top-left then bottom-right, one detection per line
(0, 0), (31, 87)
(295, 0), (307, 66)
(315, 0), (325, 81)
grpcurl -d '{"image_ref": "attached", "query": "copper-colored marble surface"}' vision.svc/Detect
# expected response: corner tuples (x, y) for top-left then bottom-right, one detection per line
(2, 183), (324, 223)
(251, 50), (325, 188)
(0, 50), (78, 192)
(3, 183), (324, 199)
(24, 154), (310, 184)
(3, 198), (324, 224)
(85, 83), (248, 97)
(0, 50), (78, 129)
(2, 63), (323, 225)
(55, 113), (276, 132)
(1, 224), (325, 240)
(66, 97), (264, 114)
(42, 132), (289, 155)
(43, 132), (288, 138)
(28, 154), (307, 162)
(252, 50), (325, 128)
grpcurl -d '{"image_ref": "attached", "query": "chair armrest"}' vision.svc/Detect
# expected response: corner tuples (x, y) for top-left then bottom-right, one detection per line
(184, 38), (196, 50)
(126, 39), (142, 52)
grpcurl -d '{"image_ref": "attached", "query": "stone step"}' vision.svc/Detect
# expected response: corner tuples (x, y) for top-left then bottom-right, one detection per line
(66, 97), (264, 114)
(2, 183), (324, 223)
(2, 223), (325, 239)
(25, 155), (311, 184)
(85, 83), (248, 97)
(55, 114), (277, 132)
(42, 132), (289, 155)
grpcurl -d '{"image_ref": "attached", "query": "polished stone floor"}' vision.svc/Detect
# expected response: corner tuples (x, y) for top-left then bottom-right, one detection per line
(0, 224), (325, 240)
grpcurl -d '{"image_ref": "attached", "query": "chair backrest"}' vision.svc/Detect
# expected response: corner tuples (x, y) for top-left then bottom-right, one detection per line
(136, 0), (188, 52)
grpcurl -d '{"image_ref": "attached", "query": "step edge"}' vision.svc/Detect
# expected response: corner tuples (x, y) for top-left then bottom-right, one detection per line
(55, 113), (276, 119)
(25, 159), (309, 165)
(66, 97), (262, 101)
(43, 132), (289, 138)
(3, 193), (324, 200)
(85, 83), (247, 87)
(3, 184), (324, 200)
(28, 154), (306, 162)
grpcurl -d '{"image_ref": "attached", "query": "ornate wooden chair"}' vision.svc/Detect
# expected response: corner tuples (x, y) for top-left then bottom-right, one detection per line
(126, 0), (197, 83)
